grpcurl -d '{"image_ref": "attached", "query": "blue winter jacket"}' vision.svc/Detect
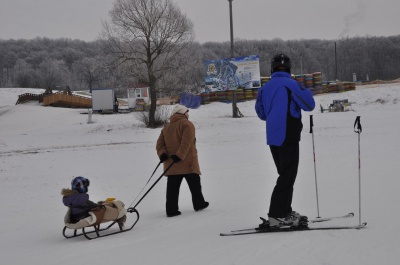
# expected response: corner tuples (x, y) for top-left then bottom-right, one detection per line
(62, 188), (97, 222)
(255, 71), (315, 146)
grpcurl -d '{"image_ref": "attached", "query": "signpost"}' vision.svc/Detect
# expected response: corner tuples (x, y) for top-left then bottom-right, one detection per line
(228, 0), (238, 117)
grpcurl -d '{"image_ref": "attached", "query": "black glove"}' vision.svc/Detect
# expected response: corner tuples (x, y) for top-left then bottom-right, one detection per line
(171, 155), (181, 163)
(159, 153), (168, 162)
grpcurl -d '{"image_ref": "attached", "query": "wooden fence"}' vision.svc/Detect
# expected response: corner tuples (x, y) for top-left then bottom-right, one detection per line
(42, 93), (92, 108)
(15, 93), (44, 105)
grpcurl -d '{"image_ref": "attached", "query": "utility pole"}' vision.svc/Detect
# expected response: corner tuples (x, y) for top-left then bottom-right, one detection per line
(335, 42), (338, 81)
(228, 0), (238, 118)
(300, 53), (303, 75)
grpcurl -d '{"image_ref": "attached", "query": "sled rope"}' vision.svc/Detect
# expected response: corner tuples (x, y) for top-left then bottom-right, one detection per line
(127, 161), (162, 208)
(127, 162), (175, 209)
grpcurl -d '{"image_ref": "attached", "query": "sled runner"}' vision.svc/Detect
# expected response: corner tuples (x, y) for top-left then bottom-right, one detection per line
(62, 202), (139, 240)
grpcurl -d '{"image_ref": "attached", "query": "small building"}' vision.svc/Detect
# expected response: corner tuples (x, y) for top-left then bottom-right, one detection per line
(92, 88), (115, 112)
(127, 83), (150, 110)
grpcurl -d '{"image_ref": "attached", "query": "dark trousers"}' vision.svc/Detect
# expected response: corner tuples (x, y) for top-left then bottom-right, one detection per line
(268, 143), (299, 218)
(166, 173), (206, 214)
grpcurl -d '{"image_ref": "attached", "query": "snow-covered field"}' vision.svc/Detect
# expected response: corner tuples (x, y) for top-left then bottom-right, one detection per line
(1, 84), (399, 265)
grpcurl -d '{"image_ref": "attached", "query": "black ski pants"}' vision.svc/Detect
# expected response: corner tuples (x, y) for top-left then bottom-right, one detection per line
(166, 173), (206, 215)
(268, 143), (299, 218)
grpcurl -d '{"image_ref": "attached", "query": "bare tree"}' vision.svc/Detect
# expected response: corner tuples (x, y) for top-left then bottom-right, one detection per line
(157, 42), (206, 96)
(12, 59), (37, 87)
(72, 57), (107, 92)
(102, 0), (194, 128)
(37, 58), (67, 89)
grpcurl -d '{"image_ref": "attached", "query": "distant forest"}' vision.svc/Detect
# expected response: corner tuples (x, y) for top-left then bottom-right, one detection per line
(1, 35), (399, 97)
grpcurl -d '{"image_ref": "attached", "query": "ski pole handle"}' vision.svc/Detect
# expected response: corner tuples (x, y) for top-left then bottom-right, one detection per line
(354, 116), (362, 134)
(309, 115), (314, 134)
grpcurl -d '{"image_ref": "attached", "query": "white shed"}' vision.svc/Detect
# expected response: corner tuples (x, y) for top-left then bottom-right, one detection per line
(127, 84), (150, 109)
(92, 88), (115, 112)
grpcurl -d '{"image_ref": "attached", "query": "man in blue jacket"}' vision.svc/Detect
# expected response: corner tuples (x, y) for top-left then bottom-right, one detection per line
(255, 54), (315, 228)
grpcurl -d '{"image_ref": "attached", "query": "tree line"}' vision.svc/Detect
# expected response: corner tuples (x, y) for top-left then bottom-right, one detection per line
(1, 35), (399, 94)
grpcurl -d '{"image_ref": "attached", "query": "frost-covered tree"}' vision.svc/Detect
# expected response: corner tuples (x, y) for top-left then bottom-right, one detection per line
(37, 58), (68, 89)
(72, 57), (106, 93)
(102, 0), (194, 128)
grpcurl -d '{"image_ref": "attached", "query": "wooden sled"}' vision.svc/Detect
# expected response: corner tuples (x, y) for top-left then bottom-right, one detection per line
(62, 205), (139, 240)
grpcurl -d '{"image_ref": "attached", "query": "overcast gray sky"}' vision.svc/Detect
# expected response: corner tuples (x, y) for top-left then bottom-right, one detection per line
(0, 0), (399, 42)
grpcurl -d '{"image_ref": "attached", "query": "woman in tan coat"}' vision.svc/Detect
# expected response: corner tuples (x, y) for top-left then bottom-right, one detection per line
(156, 104), (209, 217)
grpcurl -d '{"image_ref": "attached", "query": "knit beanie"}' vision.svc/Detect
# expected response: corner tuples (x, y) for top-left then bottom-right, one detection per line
(172, 104), (188, 115)
(71, 176), (90, 193)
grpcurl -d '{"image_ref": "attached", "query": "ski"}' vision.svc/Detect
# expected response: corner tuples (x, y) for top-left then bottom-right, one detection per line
(309, 212), (354, 223)
(231, 212), (354, 233)
(220, 222), (367, 236)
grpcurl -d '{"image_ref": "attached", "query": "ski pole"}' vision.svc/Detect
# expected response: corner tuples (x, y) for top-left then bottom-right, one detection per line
(130, 162), (175, 210)
(309, 115), (321, 218)
(354, 116), (362, 225)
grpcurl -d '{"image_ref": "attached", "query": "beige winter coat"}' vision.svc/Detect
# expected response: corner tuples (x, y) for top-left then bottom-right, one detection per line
(156, 113), (201, 176)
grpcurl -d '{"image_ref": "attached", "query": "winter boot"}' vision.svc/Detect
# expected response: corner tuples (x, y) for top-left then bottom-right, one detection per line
(167, 211), (181, 217)
(285, 212), (309, 228)
(268, 216), (294, 228)
(195, 202), (209, 212)
(288, 211), (308, 221)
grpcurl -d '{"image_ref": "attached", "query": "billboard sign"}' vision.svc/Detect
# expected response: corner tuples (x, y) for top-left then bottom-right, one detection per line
(204, 55), (261, 92)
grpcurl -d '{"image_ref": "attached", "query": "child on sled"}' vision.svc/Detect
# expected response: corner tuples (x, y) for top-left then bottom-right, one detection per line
(61, 176), (127, 229)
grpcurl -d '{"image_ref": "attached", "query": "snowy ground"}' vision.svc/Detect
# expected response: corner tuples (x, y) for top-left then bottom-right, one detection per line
(1, 84), (399, 265)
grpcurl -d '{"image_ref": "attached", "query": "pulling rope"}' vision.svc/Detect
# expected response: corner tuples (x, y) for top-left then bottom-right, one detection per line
(127, 161), (175, 210)
(127, 161), (162, 207)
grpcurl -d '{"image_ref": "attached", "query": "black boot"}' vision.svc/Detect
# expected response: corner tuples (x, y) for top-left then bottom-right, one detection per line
(195, 202), (209, 212)
(167, 211), (181, 217)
